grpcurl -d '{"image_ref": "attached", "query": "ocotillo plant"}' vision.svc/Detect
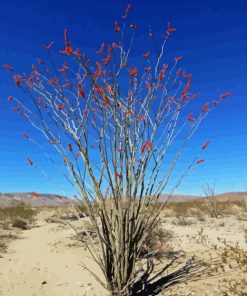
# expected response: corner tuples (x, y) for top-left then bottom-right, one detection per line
(203, 180), (220, 218)
(3, 4), (231, 295)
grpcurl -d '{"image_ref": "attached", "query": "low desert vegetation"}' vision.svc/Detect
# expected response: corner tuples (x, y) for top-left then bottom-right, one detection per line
(0, 202), (37, 230)
(196, 229), (247, 296)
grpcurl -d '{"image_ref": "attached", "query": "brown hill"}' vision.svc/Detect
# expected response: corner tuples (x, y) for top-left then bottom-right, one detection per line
(214, 192), (247, 203)
(0, 192), (73, 208)
(0, 191), (246, 208)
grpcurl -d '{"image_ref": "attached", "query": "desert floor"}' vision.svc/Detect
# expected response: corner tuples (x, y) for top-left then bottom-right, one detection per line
(0, 205), (247, 296)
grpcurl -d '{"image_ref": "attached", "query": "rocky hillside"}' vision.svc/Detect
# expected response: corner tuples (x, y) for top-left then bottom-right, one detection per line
(0, 192), (73, 208)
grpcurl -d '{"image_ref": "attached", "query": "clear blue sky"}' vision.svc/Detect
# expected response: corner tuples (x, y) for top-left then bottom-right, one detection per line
(0, 0), (246, 197)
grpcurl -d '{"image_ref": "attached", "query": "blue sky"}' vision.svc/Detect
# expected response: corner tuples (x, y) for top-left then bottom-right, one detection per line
(0, 0), (246, 197)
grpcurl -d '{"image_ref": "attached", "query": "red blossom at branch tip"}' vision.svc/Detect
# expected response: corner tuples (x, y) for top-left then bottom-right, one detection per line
(202, 141), (210, 150)
(220, 92), (232, 99)
(11, 103), (21, 111)
(102, 54), (111, 65)
(176, 68), (182, 76)
(138, 115), (144, 122)
(114, 21), (120, 33)
(187, 113), (195, 122)
(73, 49), (81, 57)
(94, 62), (102, 77)
(68, 143), (73, 152)
(141, 141), (153, 153)
(62, 82), (73, 88)
(115, 172), (123, 179)
(98, 43), (105, 55)
(22, 133), (29, 139)
(37, 58), (44, 65)
(26, 157), (34, 166)
(13, 75), (20, 87)
(167, 22), (176, 33)
(2, 64), (13, 71)
(78, 82), (85, 98)
(57, 104), (64, 111)
(59, 29), (73, 54)
(42, 41), (54, 50)
(175, 57), (182, 62)
(196, 159), (205, 164)
(183, 70), (192, 79)
(214, 100), (220, 106)
(143, 52), (150, 59)
(129, 67), (138, 77)
(125, 4), (131, 14)
(201, 102), (209, 113)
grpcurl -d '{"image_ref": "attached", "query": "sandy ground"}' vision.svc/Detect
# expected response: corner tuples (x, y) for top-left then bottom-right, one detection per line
(0, 215), (105, 296)
(0, 208), (246, 296)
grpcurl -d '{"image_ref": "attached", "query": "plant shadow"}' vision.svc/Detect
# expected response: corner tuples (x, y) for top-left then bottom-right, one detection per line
(133, 252), (217, 296)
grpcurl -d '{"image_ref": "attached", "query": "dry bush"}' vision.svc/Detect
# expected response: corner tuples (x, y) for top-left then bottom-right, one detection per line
(162, 207), (177, 218)
(203, 182), (220, 218)
(218, 221), (225, 227)
(0, 240), (7, 253)
(220, 202), (244, 216)
(0, 202), (36, 226)
(0, 232), (19, 254)
(186, 207), (207, 221)
(75, 220), (97, 243)
(12, 217), (31, 230)
(197, 229), (247, 296)
(171, 216), (194, 226)
(139, 220), (174, 261)
(210, 277), (247, 296)
(168, 201), (206, 218)
(197, 229), (247, 273)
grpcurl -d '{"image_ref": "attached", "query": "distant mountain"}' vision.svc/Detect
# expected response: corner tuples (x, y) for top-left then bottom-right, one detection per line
(0, 191), (246, 208)
(158, 194), (199, 203)
(0, 192), (74, 208)
(213, 192), (247, 203)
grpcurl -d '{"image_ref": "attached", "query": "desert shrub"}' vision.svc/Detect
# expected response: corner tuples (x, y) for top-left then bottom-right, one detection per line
(12, 217), (31, 230)
(75, 221), (97, 242)
(218, 221), (225, 227)
(77, 204), (91, 217)
(139, 220), (174, 261)
(0, 240), (7, 253)
(0, 232), (19, 253)
(197, 229), (247, 273)
(171, 216), (194, 226)
(220, 202), (244, 216)
(210, 277), (247, 296)
(0, 202), (36, 226)
(203, 182), (221, 218)
(168, 201), (206, 218)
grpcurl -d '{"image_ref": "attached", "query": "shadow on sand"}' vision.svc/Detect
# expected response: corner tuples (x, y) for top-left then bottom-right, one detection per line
(133, 251), (218, 295)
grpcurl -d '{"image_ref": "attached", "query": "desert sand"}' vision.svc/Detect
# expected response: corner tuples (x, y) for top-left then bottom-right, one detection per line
(0, 201), (247, 296)
(0, 211), (104, 296)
